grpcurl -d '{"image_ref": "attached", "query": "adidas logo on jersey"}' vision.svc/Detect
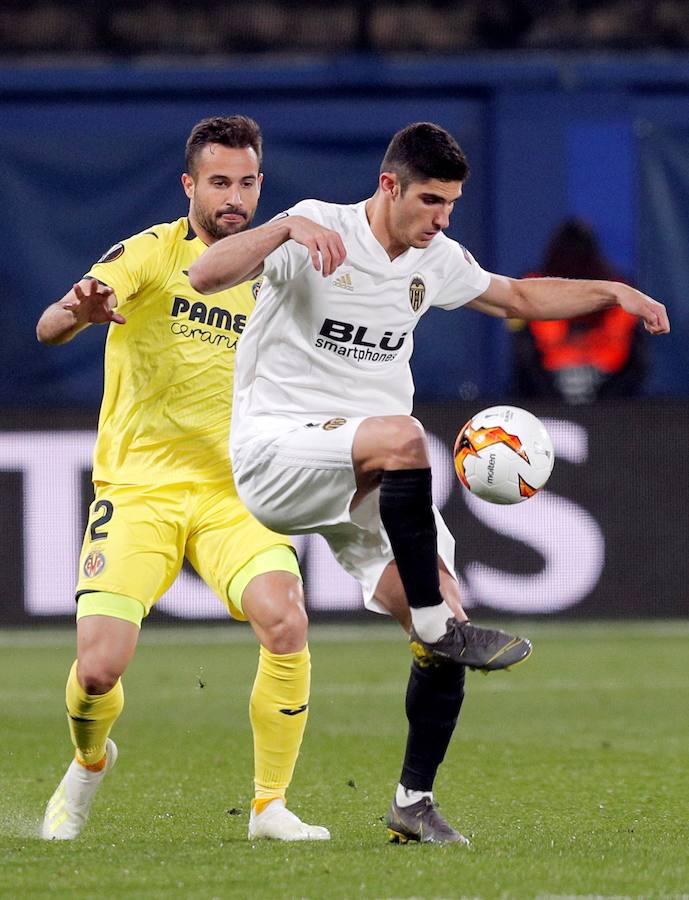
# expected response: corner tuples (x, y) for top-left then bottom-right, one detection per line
(333, 273), (354, 292)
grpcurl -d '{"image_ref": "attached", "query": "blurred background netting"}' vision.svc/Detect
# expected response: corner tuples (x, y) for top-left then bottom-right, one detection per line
(2, 0), (689, 624)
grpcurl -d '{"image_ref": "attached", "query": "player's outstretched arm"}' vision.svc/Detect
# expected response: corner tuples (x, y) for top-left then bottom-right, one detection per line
(36, 278), (126, 345)
(467, 274), (670, 335)
(189, 215), (347, 294)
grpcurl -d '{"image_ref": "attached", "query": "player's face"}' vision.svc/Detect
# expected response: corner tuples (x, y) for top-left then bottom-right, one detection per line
(389, 177), (463, 250)
(182, 144), (263, 242)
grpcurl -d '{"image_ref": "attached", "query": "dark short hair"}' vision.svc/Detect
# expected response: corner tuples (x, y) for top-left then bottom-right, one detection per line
(185, 115), (263, 175)
(380, 122), (469, 189)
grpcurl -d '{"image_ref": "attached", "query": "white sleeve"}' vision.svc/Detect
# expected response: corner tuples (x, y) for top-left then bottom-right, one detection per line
(431, 240), (492, 310)
(262, 199), (324, 284)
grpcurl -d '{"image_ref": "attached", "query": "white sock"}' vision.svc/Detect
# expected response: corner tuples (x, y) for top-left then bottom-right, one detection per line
(396, 784), (433, 807)
(410, 601), (454, 642)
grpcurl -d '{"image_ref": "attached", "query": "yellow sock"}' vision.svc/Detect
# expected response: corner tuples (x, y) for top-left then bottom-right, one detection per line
(65, 660), (124, 766)
(250, 644), (310, 807)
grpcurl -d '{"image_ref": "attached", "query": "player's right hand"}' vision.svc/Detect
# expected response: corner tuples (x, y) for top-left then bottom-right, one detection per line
(286, 215), (347, 277)
(64, 279), (126, 326)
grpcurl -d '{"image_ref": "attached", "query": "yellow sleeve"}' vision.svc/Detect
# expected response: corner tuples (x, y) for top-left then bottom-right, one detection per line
(86, 229), (163, 306)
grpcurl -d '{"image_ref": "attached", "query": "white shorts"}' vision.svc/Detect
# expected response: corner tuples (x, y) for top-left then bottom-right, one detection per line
(231, 416), (457, 614)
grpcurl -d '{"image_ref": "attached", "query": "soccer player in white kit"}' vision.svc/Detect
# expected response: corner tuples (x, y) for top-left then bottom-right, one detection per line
(190, 122), (670, 843)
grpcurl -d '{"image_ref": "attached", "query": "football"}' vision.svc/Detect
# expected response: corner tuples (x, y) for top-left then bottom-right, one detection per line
(453, 405), (554, 504)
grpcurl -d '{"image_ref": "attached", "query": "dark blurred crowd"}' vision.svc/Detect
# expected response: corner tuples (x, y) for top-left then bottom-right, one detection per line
(2, 0), (689, 56)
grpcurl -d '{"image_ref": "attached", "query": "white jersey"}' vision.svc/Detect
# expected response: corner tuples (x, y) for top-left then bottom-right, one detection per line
(231, 198), (491, 451)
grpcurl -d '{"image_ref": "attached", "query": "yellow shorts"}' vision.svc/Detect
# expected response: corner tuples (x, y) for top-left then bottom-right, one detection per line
(76, 480), (294, 621)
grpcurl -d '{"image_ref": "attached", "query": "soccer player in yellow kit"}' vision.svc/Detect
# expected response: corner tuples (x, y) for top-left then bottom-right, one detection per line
(36, 116), (328, 842)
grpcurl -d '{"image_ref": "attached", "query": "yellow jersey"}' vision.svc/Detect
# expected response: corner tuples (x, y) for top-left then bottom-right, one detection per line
(86, 217), (258, 484)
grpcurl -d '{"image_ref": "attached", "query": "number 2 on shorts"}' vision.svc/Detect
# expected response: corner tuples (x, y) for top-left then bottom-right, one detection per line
(90, 499), (114, 541)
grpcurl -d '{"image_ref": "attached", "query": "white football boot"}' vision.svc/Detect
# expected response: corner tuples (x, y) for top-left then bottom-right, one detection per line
(248, 799), (330, 841)
(41, 738), (118, 840)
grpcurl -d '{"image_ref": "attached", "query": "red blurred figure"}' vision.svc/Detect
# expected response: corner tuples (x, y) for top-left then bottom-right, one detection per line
(512, 219), (647, 403)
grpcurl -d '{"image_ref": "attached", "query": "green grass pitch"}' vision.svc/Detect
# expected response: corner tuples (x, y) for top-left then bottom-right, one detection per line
(1, 621), (688, 899)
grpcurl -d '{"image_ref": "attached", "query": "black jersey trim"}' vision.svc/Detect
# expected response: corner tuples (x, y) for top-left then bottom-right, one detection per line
(81, 275), (112, 288)
(184, 219), (196, 241)
(143, 230), (160, 239)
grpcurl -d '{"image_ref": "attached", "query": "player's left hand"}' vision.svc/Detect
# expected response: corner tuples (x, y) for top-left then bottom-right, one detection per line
(618, 286), (670, 335)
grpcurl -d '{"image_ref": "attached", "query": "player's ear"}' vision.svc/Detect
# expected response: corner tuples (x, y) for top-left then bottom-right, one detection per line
(380, 172), (398, 198)
(181, 172), (194, 199)
(257, 172), (264, 196)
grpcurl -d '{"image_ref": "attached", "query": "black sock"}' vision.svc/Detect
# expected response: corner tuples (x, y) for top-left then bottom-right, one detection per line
(379, 468), (443, 609)
(400, 660), (465, 792)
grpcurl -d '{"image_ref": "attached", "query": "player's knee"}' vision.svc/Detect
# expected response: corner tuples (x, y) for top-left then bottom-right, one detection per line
(355, 415), (430, 475)
(261, 601), (309, 654)
(77, 656), (123, 695)
(381, 416), (429, 469)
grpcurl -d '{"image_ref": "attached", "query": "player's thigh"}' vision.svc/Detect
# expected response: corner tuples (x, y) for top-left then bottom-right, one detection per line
(76, 482), (188, 615)
(185, 483), (298, 621)
(232, 417), (365, 534)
